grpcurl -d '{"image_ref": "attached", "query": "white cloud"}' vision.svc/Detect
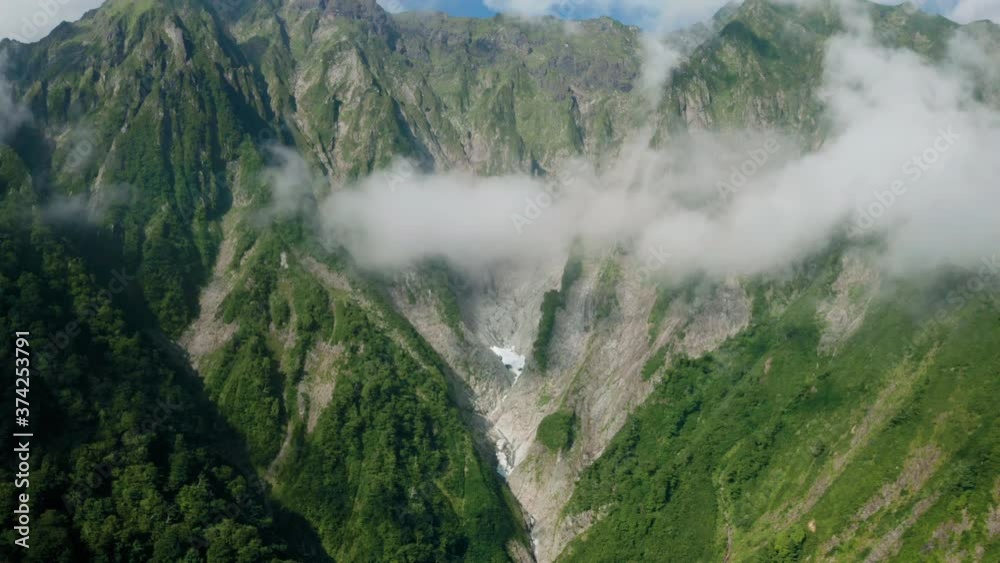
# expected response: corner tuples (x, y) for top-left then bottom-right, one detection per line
(868, 0), (1000, 24)
(0, 58), (30, 140)
(947, 0), (1000, 23)
(272, 6), (1000, 285)
(41, 183), (131, 225)
(483, 0), (733, 30)
(490, 0), (1000, 29)
(0, 0), (107, 43)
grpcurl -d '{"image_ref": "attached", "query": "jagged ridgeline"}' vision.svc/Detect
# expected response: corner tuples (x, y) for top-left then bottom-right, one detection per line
(0, 0), (998, 562)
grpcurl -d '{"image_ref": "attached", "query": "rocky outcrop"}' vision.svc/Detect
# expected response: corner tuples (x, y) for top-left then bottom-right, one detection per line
(388, 252), (751, 561)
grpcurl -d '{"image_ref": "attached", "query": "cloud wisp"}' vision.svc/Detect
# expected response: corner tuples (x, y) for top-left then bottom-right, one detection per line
(264, 2), (1000, 285)
(0, 58), (30, 141)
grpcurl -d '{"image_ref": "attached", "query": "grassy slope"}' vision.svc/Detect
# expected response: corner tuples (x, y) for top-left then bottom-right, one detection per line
(560, 254), (1000, 562)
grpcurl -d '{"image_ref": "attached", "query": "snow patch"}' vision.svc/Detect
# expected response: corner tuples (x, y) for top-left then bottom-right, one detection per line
(491, 345), (526, 379)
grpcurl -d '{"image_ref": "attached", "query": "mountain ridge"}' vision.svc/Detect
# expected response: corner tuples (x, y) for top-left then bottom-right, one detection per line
(1, 0), (999, 561)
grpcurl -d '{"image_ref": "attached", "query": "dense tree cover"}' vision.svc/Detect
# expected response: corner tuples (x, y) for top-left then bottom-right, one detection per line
(196, 225), (527, 559)
(0, 172), (527, 563)
(275, 301), (524, 561)
(0, 178), (298, 562)
(6, 0), (280, 339)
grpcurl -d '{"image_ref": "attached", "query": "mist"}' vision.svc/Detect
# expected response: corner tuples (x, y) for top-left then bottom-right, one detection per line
(41, 184), (133, 225)
(0, 58), (29, 142)
(266, 1), (1000, 284)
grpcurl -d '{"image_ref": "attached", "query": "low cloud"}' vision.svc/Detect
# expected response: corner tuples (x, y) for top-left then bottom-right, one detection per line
(260, 146), (325, 222)
(41, 184), (132, 225)
(638, 34), (682, 105)
(266, 3), (1000, 285)
(0, 58), (29, 141)
(483, 0), (734, 30)
(934, 0), (1000, 24)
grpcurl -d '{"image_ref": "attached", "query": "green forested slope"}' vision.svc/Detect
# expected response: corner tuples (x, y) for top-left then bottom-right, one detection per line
(0, 149), (527, 560)
(561, 255), (1000, 561)
(0, 0), (533, 558)
(0, 155), (305, 561)
(0, 0), (997, 561)
(274, 302), (522, 561)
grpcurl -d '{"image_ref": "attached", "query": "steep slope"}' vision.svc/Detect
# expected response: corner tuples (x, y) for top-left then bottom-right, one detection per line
(1, 0), (999, 562)
(2, 0), (279, 335)
(183, 223), (531, 559)
(1, 0), (534, 559)
(654, 0), (962, 140)
(0, 148), (313, 562)
(369, 2), (1000, 560)
(559, 252), (1000, 562)
(385, 252), (754, 562)
(225, 0), (645, 176)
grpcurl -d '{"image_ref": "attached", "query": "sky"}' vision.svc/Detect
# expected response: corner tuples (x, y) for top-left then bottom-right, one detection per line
(0, 0), (107, 43)
(1, 0), (997, 43)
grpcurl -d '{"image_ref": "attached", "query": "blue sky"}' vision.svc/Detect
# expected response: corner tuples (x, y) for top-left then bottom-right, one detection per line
(394, 0), (655, 26)
(394, 0), (664, 27)
(391, 0), (997, 29)
(419, 0), (496, 18)
(1, 0), (996, 43)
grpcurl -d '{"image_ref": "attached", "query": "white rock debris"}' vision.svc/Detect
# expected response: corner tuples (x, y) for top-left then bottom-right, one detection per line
(494, 433), (515, 478)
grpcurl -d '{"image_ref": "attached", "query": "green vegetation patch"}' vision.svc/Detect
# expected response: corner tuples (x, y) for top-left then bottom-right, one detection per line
(533, 254), (584, 371)
(559, 262), (1000, 562)
(592, 259), (621, 321)
(538, 410), (577, 452)
(641, 345), (669, 381)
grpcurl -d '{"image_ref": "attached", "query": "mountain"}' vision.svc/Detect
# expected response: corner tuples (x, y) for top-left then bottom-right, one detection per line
(1, 0), (998, 561)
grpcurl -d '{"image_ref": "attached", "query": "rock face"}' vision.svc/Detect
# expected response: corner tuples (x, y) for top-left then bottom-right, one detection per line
(6, 0), (1000, 561)
(388, 253), (752, 561)
(817, 250), (882, 354)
